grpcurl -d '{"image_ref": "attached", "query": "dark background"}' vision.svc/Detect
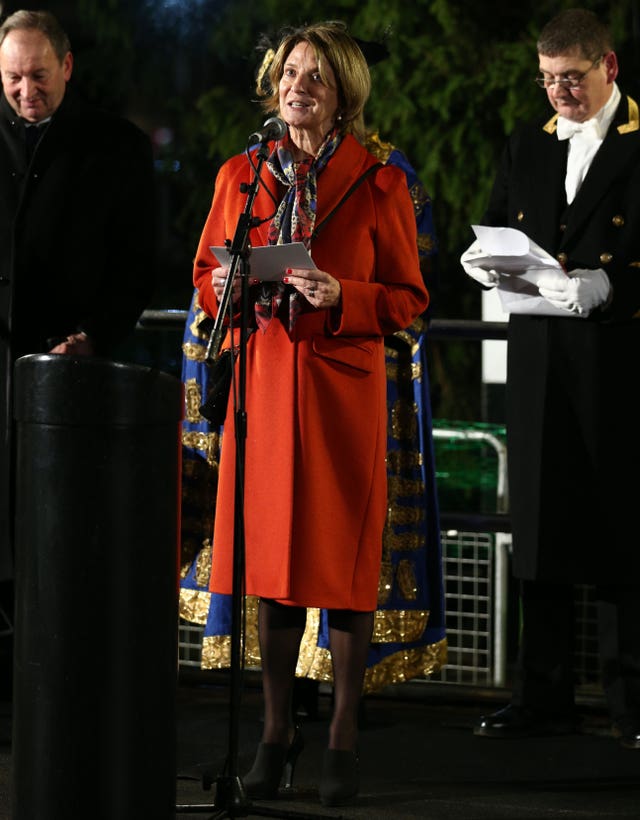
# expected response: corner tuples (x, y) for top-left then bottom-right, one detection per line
(2, 0), (639, 420)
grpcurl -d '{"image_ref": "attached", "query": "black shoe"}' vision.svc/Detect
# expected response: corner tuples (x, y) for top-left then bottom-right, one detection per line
(319, 749), (359, 807)
(612, 722), (640, 750)
(474, 704), (578, 739)
(243, 726), (304, 799)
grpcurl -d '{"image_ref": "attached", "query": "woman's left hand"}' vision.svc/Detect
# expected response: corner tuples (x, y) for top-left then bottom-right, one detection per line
(283, 267), (341, 308)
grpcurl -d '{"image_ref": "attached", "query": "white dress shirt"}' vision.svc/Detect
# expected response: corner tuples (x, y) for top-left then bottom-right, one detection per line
(557, 83), (620, 203)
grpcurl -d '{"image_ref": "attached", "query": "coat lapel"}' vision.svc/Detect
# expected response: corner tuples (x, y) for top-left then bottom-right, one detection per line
(562, 95), (640, 245)
(529, 116), (569, 242)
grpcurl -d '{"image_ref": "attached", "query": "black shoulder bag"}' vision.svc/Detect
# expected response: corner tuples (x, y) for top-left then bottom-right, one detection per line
(199, 344), (236, 425)
(311, 161), (382, 240)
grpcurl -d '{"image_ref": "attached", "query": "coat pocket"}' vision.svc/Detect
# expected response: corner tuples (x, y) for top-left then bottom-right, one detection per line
(311, 335), (376, 373)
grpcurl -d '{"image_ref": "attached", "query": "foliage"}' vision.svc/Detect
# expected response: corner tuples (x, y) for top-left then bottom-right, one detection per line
(21, 0), (640, 417)
(174, 0), (637, 292)
(52, 0), (638, 285)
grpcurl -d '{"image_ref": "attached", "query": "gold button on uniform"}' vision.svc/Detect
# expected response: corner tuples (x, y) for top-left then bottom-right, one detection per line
(600, 252), (613, 264)
(612, 215), (624, 227)
(517, 211), (524, 222)
(557, 252), (568, 266)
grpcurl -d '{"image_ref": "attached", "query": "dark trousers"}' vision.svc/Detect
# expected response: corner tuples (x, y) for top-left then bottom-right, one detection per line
(511, 580), (640, 726)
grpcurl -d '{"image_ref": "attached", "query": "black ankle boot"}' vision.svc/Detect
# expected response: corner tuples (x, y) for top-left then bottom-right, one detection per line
(319, 748), (359, 807)
(243, 726), (304, 799)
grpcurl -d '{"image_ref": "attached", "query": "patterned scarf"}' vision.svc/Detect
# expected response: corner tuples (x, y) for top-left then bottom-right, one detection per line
(254, 127), (341, 332)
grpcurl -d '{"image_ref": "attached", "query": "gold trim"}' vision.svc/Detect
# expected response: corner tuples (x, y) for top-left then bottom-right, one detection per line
(618, 95), (640, 134)
(195, 604), (447, 693)
(387, 504), (424, 527)
(364, 131), (395, 163)
(363, 639), (448, 693)
(383, 530), (425, 552)
(200, 596), (262, 669)
(543, 112), (559, 134)
(390, 398), (418, 440)
(179, 588), (211, 625)
(387, 449), (423, 472)
(408, 181), (431, 217)
(545, 96), (640, 135)
(372, 608), (428, 642)
(182, 340), (208, 362)
(184, 378), (204, 423)
(417, 234), (436, 254)
(377, 561), (393, 604)
(194, 542), (213, 587)
(182, 430), (221, 466)
(296, 608), (323, 674)
(387, 474), (424, 498)
(396, 560), (419, 601)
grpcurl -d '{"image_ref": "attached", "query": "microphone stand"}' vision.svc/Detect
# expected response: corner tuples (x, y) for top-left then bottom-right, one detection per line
(177, 141), (330, 820)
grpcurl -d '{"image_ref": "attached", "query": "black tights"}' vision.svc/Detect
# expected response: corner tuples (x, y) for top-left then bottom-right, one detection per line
(257, 598), (374, 751)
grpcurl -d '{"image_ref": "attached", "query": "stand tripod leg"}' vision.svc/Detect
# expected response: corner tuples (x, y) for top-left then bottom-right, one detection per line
(175, 799), (346, 819)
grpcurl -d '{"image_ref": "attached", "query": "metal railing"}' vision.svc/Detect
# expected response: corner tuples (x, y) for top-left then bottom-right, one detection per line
(138, 309), (512, 532)
(137, 311), (509, 339)
(152, 308), (601, 697)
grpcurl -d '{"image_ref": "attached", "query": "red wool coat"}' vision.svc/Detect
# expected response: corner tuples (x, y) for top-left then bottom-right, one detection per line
(194, 135), (428, 611)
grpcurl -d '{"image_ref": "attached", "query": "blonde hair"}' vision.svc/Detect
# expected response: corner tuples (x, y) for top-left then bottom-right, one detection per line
(257, 21), (371, 143)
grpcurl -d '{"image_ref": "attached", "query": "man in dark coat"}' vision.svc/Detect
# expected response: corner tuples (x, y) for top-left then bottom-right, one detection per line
(0, 10), (156, 695)
(462, 8), (640, 749)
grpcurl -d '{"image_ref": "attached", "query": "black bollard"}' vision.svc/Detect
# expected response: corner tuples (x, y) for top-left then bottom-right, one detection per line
(11, 354), (182, 820)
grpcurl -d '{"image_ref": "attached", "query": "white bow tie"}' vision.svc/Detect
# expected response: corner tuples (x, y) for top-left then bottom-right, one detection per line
(556, 116), (602, 141)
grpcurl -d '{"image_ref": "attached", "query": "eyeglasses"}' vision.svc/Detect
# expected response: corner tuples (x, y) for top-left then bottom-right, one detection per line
(534, 56), (603, 89)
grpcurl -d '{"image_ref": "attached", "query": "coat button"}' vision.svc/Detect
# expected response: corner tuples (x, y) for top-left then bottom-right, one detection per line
(517, 210), (524, 222)
(600, 252), (613, 264)
(557, 252), (568, 266)
(612, 215), (625, 227)
(559, 223), (567, 232)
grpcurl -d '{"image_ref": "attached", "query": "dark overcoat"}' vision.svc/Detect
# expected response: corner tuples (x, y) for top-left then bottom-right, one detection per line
(483, 92), (640, 583)
(0, 88), (156, 580)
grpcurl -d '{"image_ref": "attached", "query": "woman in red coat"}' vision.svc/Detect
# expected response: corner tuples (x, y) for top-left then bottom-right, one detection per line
(193, 21), (428, 807)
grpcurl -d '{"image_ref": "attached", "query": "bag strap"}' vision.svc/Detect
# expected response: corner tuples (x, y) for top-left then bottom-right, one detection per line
(311, 161), (383, 241)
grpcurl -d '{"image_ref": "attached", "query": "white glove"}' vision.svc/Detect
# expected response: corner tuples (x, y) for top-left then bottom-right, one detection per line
(460, 240), (500, 288)
(537, 268), (611, 317)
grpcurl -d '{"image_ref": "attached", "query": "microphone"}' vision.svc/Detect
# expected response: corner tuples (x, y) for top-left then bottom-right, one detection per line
(248, 116), (287, 145)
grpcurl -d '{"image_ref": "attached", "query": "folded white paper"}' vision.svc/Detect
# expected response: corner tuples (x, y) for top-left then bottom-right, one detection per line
(470, 226), (583, 318)
(210, 242), (314, 282)
(470, 225), (561, 274)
